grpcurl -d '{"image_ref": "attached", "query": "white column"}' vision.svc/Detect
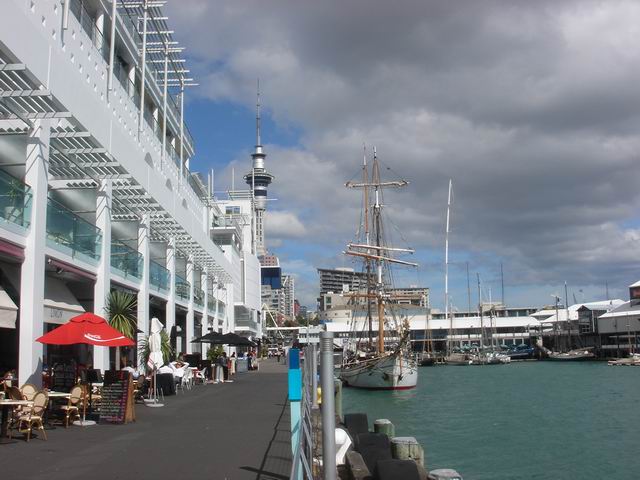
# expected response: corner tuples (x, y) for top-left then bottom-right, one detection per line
(213, 278), (219, 333)
(201, 271), (209, 360)
(93, 179), (112, 372)
(127, 65), (135, 97)
(95, 9), (105, 53)
(185, 257), (195, 354)
(179, 86), (184, 181)
(18, 120), (50, 386)
(165, 237), (176, 335)
(137, 214), (150, 348)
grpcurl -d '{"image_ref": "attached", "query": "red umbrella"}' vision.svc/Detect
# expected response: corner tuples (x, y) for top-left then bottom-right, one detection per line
(36, 312), (135, 347)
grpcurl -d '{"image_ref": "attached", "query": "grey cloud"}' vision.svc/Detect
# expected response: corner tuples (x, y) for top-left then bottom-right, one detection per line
(168, 0), (640, 305)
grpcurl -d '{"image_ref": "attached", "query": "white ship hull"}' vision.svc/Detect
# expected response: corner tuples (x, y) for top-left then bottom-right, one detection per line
(340, 352), (418, 390)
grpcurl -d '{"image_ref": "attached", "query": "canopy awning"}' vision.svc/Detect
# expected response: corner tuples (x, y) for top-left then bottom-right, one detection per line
(0, 286), (18, 329)
(44, 276), (85, 325)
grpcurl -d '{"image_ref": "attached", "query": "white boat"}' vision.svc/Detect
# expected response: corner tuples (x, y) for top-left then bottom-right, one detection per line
(341, 352), (418, 390)
(338, 147), (418, 390)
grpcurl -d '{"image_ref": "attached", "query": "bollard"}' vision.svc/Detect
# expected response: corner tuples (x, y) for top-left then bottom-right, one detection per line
(334, 379), (343, 422)
(391, 436), (425, 467)
(320, 331), (337, 480)
(374, 418), (395, 438)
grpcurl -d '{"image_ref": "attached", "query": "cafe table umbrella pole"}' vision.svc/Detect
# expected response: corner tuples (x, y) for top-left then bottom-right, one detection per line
(145, 318), (165, 408)
(73, 385), (95, 427)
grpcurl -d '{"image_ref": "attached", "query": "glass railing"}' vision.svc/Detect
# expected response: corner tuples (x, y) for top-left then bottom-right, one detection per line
(0, 170), (32, 229)
(69, 0), (109, 62)
(194, 287), (204, 307)
(207, 298), (215, 311)
(149, 260), (170, 291)
(176, 275), (190, 302)
(111, 240), (143, 280)
(46, 197), (102, 260)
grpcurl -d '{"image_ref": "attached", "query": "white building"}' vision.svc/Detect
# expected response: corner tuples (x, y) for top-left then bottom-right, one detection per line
(0, 0), (261, 385)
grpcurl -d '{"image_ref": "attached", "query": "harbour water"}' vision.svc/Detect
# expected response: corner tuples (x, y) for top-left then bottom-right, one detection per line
(342, 362), (640, 479)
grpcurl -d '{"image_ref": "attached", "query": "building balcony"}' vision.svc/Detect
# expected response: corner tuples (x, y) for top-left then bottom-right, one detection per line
(149, 260), (170, 292)
(207, 298), (215, 312)
(111, 240), (143, 280)
(46, 197), (102, 262)
(176, 274), (190, 302)
(194, 287), (205, 307)
(0, 170), (31, 231)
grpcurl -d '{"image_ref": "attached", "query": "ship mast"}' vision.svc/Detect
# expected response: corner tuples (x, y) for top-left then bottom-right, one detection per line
(363, 146), (373, 346)
(345, 147), (416, 354)
(445, 179), (452, 354)
(372, 148), (385, 353)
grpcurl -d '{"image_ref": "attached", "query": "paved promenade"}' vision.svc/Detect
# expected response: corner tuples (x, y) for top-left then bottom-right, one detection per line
(3, 359), (291, 480)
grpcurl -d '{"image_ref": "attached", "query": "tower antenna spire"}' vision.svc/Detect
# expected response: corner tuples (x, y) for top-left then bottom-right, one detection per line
(256, 78), (261, 147)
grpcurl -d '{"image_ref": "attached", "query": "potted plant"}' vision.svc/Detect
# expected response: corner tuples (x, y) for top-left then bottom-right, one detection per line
(106, 290), (137, 369)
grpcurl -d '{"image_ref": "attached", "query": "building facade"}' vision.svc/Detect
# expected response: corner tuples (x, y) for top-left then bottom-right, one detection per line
(0, 0), (261, 384)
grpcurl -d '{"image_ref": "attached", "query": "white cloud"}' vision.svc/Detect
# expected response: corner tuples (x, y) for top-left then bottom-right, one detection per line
(168, 0), (640, 307)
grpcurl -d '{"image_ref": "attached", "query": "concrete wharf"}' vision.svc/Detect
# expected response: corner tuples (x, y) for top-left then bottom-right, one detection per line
(2, 359), (291, 480)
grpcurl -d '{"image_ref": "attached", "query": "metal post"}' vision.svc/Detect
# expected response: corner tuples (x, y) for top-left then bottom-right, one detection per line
(161, 47), (168, 168)
(320, 331), (336, 480)
(62, 0), (71, 30)
(107, 0), (117, 97)
(179, 86), (184, 181)
(138, 0), (148, 136)
(311, 343), (318, 408)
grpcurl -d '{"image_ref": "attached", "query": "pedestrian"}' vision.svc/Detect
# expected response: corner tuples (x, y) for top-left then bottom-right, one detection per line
(276, 349), (281, 363)
(230, 352), (236, 377)
(220, 351), (229, 381)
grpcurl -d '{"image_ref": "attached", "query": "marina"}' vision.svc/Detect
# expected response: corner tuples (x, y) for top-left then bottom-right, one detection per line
(343, 361), (640, 480)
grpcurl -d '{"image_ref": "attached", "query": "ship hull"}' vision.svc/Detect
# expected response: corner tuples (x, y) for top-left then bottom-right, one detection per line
(340, 353), (418, 390)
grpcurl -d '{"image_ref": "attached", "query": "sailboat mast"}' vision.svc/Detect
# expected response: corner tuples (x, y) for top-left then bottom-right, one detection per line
(373, 148), (385, 353)
(445, 179), (452, 353)
(363, 146), (373, 346)
(477, 273), (484, 348)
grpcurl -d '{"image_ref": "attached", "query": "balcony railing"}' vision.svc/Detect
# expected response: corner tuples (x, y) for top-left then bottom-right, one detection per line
(0, 170), (32, 229)
(194, 287), (204, 307)
(69, 0), (109, 62)
(176, 275), (190, 302)
(207, 298), (215, 312)
(46, 197), (102, 260)
(149, 260), (170, 292)
(111, 240), (143, 280)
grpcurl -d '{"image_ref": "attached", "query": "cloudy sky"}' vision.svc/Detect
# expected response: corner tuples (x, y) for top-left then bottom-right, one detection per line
(167, 0), (640, 309)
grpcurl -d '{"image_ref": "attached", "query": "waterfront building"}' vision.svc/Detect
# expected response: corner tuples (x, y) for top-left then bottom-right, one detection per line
(281, 274), (295, 320)
(317, 267), (373, 310)
(0, 1), (261, 384)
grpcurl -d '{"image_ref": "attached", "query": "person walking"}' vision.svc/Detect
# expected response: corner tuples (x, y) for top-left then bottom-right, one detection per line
(220, 352), (229, 382)
(230, 352), (236, 377)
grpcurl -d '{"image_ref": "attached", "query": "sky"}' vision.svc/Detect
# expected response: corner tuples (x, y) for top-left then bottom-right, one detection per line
(166, 0), (640, 310)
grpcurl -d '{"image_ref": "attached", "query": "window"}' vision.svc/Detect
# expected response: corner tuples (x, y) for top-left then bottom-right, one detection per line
(225, 206), (241, 215)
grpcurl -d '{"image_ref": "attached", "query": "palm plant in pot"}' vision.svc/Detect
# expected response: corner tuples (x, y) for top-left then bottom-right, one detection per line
(105, 289), (137, 369)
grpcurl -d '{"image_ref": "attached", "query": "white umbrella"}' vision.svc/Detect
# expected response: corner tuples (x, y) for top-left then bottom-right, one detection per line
(146, 317), (165, 407)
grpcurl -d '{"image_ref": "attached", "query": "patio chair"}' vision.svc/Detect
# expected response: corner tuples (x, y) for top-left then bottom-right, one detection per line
(6, 386), (23, 400)
(195, 367), (207, 385)
(10, 391), (48, 441)
(20, 384), (38, 401)
(59, 384), (83, 427)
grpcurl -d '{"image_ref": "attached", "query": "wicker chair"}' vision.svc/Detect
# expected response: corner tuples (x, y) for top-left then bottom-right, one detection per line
(10, 391), (48, 441)
(20, 384), (38, 401)
(59, 384), (83, 428)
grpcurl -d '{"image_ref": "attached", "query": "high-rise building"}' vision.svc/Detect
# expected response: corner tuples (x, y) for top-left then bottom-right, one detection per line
(281, 274), (295, 319)
(317, 267), (373, 310)
(244, 85), (274, 257)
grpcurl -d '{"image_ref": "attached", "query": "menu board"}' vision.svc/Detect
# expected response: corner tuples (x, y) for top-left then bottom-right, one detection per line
(99, 371), (135, 424)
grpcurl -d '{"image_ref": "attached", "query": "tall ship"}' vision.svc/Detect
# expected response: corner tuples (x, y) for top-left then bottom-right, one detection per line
(339, 148), (418, 390)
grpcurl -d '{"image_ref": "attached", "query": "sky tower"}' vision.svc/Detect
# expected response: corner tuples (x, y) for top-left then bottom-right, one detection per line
(244, 82), (274, 256)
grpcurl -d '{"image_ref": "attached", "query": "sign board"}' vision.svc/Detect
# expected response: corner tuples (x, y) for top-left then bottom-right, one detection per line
(99, 371), (135, 424)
